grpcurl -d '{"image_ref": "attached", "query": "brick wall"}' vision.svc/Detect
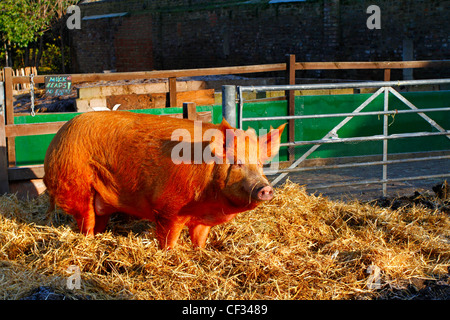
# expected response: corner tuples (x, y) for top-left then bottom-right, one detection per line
(114, 14), (153, 71)
(70, 0), (450, 79)
(71, 16), (122, 73)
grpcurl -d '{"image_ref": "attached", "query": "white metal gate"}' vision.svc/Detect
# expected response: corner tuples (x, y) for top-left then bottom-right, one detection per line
(233, 79), (450, 196)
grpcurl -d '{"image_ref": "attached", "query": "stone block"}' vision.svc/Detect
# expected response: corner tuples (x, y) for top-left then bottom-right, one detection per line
(76, 99), (91, 112)
(89, 98), (107, 110)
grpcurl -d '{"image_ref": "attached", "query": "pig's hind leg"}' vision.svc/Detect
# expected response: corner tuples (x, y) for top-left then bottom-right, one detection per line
(72, 193), (112, 236)
(65, 188), (111, 236)
(92, 192), (115, 234)
(70, 193), (97, 236)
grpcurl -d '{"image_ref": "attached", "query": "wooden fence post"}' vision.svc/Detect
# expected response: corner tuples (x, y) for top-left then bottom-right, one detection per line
(168, 77), (177, 108)
(183, 102), (197, 120)
(285, 54), (296, 163)
(0, 114), (9, 194)
(3, 67), (15, 166)
(4, 68), (14, 125)
(384, 69), (391, 81)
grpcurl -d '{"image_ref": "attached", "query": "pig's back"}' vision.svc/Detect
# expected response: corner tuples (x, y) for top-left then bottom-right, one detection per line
(44, 111), (218, 205)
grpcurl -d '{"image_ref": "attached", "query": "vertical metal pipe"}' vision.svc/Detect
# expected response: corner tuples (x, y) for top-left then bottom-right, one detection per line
(382, 87), (389, 197)
(222, 85), (236, 128)
(238, 86), (244, 130)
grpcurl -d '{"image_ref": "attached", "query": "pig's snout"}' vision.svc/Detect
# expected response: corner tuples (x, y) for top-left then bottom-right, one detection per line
(254, 185), (274, 201)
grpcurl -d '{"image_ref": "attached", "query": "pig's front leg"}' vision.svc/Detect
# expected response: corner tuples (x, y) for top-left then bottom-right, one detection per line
(155, 215), (189, 249)
(188, 223), (211, 248)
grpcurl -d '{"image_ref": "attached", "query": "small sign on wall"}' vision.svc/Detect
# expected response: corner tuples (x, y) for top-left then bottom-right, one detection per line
(44, 75), (72, 96)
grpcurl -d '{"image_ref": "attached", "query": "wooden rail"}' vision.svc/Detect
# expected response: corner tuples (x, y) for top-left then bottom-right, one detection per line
(11, 63), (287, 85)
(10, 60), (450, 84)
(294, 60), (450, 71)
(0, 66), (38, 90)
(1, 56), (450, 195)
(5, 122), (67, 137)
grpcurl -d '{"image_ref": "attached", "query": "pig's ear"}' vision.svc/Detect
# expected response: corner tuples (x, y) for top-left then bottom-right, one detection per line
(212, 119), (239, 164)
(218, 118), (234, 132)
(259, 123), (287, 163)
(205, 121), (235, 163)
(218, 118), (237, 153)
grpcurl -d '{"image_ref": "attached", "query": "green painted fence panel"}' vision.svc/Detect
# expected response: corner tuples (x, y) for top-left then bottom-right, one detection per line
(12, 91), (449, 166)
(14, 105), (221, 166)
(242, 90), (450, 162)
(14, 112), (82, 166)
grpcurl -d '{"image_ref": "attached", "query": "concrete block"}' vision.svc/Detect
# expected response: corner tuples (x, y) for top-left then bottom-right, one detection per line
(76, 99), (91, 112)
(77, 81), (207, 101)
(127, 83), (168, 94)
(78, 86), (101, 99)
(99, 85), (126, 97)
(89, 98), (107, 110)
(177, 81), (206, 92)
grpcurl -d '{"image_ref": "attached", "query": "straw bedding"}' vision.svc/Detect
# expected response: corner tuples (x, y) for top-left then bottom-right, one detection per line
(0, 180), (449, 300)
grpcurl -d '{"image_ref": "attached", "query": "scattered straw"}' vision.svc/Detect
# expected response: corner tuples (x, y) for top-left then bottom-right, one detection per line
(0, 180), (449, 300)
